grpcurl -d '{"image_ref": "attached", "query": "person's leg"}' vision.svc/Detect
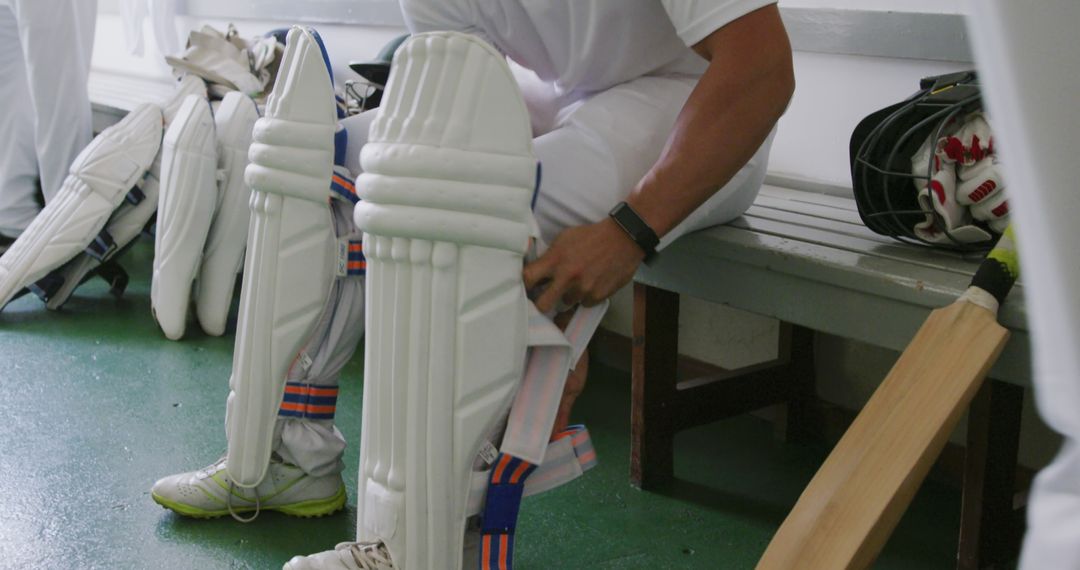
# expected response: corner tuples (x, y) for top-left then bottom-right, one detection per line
(532, 73), (773, 250)
(152, 30), (365, 520)
(0, 5), (40, 239)
(533, 73), (774, 433)
(11, 0), (96, 202)
(965, 3), (1080, 569)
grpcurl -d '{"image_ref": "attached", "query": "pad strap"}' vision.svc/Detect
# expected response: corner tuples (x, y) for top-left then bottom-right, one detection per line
(476, 425), (598, 570)
(278, 382), (339, 420)
(331, 172), (359, 204)
(86, 230), (118, 262)
(330, 170), (365, 276)
(126, 185), (147, 205)
(476, 301), (607, 570)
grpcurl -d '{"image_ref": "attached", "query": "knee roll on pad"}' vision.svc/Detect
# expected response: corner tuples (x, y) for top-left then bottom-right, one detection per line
(224, 26), (340, 488)
(353, 32), (603, 570)
(0, 104), (163, 311)
(152, 95), (219, 339)
(196, 91), (260, 336)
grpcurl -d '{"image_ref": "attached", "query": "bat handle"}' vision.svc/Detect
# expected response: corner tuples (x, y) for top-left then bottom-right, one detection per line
(966, 224), (1020, 310)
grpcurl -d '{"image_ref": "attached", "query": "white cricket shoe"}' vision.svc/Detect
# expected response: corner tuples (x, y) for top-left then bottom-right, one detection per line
(151, 457), (346, 520)
(283, 542), (394, 570)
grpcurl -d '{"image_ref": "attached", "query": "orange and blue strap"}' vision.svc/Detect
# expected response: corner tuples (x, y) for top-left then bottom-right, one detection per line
(278, 382), (339, 420)
(480, 453), (538, 570)
(331, 172), (359, 204)
(346, 241), (366, 275)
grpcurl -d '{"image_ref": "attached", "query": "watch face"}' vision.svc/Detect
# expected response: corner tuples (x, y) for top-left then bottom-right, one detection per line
(609, 202), (658, 254)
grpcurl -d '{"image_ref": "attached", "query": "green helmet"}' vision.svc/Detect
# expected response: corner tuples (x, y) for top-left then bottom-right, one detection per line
(349, 33), (409, 87)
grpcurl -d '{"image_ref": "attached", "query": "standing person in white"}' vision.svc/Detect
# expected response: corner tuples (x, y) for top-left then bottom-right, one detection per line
(283, 1), (793, 569)
(966, 2), (1080, 568)
(0, 0), (97, 247)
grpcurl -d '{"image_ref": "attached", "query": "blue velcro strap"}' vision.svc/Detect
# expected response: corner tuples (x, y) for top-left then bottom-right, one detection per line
(86, 230), (117, 262)
(481, 483), (525, 536)
(531, 162), (541, 211)
(334, 125), (348, 167)
(479, 454), (538, 570)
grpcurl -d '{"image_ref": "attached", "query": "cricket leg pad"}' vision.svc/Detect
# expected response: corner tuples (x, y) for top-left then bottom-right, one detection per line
(196, 91), (260, 336)
(152, 94), (219, 339)
(39, 170), (161, 310)
(353, 31), (540, 570)
(224, 26), (338, 488)
(0, 103), (162, 310)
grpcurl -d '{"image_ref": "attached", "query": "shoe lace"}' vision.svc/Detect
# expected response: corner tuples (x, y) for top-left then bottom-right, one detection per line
(227, 480), (261, 523)
(340, 541), (393, 570)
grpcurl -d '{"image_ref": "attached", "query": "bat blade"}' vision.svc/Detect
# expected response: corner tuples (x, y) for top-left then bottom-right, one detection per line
(757, 300), (1009, 570)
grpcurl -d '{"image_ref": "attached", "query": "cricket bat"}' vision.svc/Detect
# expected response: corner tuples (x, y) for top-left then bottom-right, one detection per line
(757, 226), (1020, 570)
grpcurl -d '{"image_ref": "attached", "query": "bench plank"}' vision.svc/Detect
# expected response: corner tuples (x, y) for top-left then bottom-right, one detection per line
(636, 189), (1031, 386)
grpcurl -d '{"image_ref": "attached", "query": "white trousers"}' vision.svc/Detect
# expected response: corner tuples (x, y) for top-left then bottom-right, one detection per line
(303, 71), (771, 477)
(0, 0), (96, 236)
(345, 72), (771, 250)
(966, 3), (1080, 568)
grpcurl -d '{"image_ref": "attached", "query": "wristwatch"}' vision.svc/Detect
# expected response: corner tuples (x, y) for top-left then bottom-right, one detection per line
(608, 201), (659, 262)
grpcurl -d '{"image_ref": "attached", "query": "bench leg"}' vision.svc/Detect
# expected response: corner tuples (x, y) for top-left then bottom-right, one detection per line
(957, 378), (1024, 570)
(777, 323), (817, 442)
(631, 283), (679, 490)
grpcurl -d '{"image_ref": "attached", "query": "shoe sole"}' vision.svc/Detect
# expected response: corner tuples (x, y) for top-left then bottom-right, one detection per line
(151, 483), (347, 519)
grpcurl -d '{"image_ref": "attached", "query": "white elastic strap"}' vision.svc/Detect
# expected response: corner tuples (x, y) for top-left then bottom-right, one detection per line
(498, 301), (607, 465)
(465, 426), (600, 516)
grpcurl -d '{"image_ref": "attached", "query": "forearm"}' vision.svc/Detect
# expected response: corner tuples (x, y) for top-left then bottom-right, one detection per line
(626, 6), (794, 237)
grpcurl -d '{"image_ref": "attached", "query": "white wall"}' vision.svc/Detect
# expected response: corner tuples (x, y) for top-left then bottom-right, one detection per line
(769, 53), (967, 187)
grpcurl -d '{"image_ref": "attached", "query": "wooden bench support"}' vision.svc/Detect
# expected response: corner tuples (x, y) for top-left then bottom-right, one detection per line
(958, 378), (1025, 570)
(630, 282), (816, 490)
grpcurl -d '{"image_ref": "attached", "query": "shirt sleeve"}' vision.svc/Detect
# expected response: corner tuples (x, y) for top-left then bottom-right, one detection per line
(660, 0), (778, 47)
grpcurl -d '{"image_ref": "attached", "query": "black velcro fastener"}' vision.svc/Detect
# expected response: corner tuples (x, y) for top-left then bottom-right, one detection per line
(86, 231), (118, 262)
(28, 274), (66, 303)
(96, 261), (129, 298)
(125, 186), (146, 205)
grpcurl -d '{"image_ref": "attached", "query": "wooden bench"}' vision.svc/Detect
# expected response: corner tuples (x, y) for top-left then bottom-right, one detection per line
(631, 183), (1030, 570)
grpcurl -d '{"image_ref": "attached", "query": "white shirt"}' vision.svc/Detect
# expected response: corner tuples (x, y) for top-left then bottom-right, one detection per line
(401, 0), (776, 95)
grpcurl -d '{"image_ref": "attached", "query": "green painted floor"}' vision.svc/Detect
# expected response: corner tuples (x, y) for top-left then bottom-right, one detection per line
(1, 243), (970, 569)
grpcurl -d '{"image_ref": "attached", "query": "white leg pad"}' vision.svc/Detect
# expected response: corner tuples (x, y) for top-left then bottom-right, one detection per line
(32, 77), (207, 310)
(41, 169), (161, 310)
(0, 103), (162, 310)
(152, 95), (219, 339)
(354, 32), (538, 570)
(196, 91), (259, 336)
(225, 26), (338, 488)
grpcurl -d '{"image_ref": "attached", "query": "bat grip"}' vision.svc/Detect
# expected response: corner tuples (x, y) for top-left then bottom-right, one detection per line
(969, 224), (1019, 306)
